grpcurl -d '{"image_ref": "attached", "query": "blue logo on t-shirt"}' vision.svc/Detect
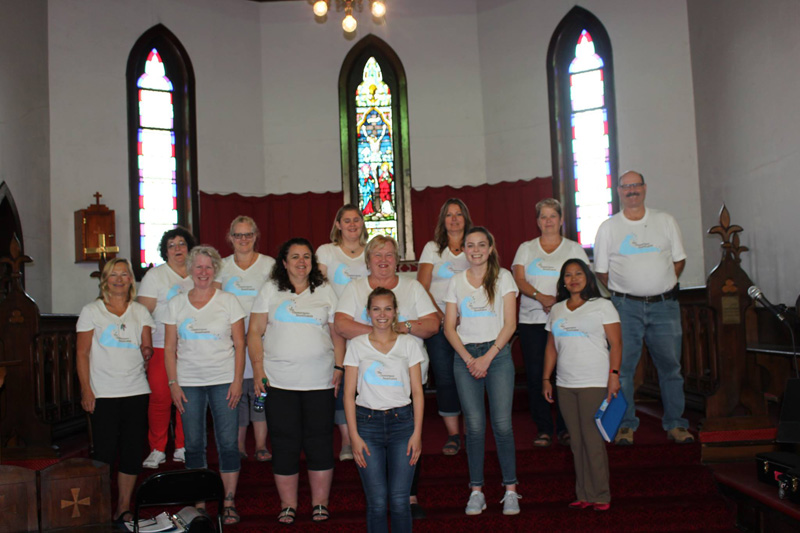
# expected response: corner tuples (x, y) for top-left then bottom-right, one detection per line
(223, 276), (256, 297)
(436, 262), (456, 280)
(552, 319), (588, 338)
(274, 300), (319, 324)
(460, 297), (495, 318)
(364, 361), (402, 387)
(178, 318), (218, 340)
(619, 234), (660, 255)
(334, 264), (352, 286)
(526, 258), (558, 277)
(166, 284), (182, 301)
(99, 325), (138, 349)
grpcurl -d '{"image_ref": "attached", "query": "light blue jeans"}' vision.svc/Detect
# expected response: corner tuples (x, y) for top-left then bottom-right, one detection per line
(355, 404), (416, 533)
(181, 384), (241, 473)
(611, 295), (688, 431)
(453, 341), (517, 487)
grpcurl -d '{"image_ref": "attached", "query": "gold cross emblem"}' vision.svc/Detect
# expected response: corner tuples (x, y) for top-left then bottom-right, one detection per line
(84, 233), (120, 259)
(61, 488), (91, 518)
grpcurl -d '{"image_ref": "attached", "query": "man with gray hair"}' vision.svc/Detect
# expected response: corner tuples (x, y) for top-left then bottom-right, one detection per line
(594, 171), (693, 445)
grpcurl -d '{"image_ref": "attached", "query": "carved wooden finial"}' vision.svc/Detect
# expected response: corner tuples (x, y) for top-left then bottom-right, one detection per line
(708, 204), (749, 263)
(0, 233), (33, 279)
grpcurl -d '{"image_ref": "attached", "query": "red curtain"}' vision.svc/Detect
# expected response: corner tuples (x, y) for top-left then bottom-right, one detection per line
(199, 177), (553, 266)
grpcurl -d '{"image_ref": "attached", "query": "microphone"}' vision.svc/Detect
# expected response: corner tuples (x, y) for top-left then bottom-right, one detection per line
(748, 286), (786, 322)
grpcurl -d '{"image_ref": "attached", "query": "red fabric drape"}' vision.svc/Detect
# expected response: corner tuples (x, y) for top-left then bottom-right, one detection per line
(199, 177), (553, 266)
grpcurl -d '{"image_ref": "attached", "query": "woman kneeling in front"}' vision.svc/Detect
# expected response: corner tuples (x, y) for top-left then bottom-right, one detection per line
(543, 258), (621, 511)
(344, 287), (424, 533)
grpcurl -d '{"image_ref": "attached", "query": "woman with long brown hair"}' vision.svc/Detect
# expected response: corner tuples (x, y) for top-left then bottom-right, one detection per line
(443, 226), (521, 516)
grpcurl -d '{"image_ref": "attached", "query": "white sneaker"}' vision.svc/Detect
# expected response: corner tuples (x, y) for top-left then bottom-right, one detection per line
(500, 490), (521, 515)
(339, 444), (354, 461)
(465, 490), (486, 516)
(142, 449), (166, 469)
(173, 447), (185, 463)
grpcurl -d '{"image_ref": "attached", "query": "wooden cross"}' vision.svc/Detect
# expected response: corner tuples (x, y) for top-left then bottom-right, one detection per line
(60, 488), (91, 518)
(93, 191), (102, 205)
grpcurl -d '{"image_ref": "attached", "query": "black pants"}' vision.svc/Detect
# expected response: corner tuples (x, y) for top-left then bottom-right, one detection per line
(518, 323), (566, 436)
(91, 394), (149, 475)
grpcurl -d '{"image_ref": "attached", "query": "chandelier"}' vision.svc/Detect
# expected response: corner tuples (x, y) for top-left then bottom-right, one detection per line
(312, 0), (386, 33)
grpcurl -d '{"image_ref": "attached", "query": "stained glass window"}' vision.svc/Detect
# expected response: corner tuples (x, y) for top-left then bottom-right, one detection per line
(127, 25), (198, 279)
(547, 7), (618, 252)
(340, 36), (413, 258)
(355, 57), (397, 241)
(136, 49), (178, 269)
(569, 30), (612, 249)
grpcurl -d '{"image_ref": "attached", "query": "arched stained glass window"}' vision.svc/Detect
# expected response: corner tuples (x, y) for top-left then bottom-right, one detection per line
(126, 25), (198, 279)
(340, 36), (413, 258)
(547, 7), (618, 251)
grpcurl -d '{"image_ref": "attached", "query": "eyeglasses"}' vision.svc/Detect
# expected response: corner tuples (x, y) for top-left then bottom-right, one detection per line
(618, 182), (645, 190)
(232, 232), (255, 240)
(167, 241), (187, 249)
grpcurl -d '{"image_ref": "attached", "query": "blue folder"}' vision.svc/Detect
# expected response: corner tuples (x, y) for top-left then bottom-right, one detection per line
(594, 393), (628, 442)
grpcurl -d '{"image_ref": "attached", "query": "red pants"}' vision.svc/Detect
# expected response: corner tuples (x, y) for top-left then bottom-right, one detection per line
(146, 348), (184, 451)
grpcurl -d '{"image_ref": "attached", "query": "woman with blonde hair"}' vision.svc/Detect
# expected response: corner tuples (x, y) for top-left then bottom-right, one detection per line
(444, 227), (521, 516)
(215, 215), (276, 462)
(77, 258), (155, 525)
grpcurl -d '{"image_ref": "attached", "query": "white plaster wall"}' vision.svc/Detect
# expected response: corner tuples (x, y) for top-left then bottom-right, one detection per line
(0, 0), (51, 310)
(476, 0), (706, 289)
(48, 0), (264, 313)
(258, 0), (487, 194)
(688, 0), (800, 305)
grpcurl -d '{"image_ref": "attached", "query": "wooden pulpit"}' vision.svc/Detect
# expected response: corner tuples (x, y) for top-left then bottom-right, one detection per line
(39, 458), (111, 530)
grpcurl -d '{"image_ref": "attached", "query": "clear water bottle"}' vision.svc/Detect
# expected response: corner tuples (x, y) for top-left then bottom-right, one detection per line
(253, 378), (268, 412)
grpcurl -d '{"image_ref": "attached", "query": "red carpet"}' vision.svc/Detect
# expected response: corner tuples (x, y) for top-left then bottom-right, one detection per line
(126, 391), (736, 532)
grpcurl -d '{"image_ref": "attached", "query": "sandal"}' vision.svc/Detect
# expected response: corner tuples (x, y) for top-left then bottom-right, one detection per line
(223, 506), (240, 525)
(255, 448), (272, 462)
(311, 504), (330, 522)
(442, 434), (461, 456)
(558, 431), (571, 447)
(278, 507), (296, 525)
(113, 511), (133, 525)
(533, 433), (552, 447)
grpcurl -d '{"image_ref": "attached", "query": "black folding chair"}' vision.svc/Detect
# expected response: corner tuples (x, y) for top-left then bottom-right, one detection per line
(133, 468), (225, 532)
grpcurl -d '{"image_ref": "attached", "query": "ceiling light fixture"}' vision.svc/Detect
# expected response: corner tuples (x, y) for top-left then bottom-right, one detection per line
(312, 0), (387, 34)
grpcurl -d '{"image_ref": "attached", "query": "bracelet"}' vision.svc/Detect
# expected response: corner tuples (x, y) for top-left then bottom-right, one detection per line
(610, 369), (619, 375)
(334, 365), (345, 372)
(543, 378), (551, 382)
(168, 379), (177, 386)
(494, 344), (502, 351)
(532, 288), (539, 299)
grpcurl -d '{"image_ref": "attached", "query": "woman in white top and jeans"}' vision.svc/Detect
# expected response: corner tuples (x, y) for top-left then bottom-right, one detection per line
(344, 287), (425, 533)
(444, 226), (521, 516)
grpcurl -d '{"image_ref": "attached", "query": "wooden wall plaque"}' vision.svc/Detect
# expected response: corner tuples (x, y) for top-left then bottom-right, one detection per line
(39, 458), (111, 530)
(74, 192), (118, 263)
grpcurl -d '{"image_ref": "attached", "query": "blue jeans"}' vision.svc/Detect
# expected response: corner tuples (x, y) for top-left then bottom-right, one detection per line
(355, 404), (416, 533)
(425, 327), (462, 417)
(181, 384), (241, 473)
(611, 295), (688, 431)
(453, 341), (517, 487)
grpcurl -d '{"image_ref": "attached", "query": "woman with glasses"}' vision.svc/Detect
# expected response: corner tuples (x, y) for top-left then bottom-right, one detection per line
(137, 227), (196, 469)
(215, 216), (276, 462)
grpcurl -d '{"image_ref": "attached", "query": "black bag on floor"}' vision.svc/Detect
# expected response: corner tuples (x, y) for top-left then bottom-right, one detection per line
(777, 467), (800, 502)
(755, 451), (800, 487)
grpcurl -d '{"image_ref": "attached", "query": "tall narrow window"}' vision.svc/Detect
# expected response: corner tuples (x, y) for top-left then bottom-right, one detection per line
(547, 7), (618, 250)
(339, 36), (413, 258)
(126, 25), (198, 279)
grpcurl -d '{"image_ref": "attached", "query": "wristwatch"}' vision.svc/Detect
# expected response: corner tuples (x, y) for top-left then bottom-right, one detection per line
(405, 320), (412, 333)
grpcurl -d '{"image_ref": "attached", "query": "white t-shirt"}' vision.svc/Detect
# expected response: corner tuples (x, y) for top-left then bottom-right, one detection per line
(418, 241), (470, 311)
(443, 268), (518, 345)
(251, 281), (338, 391)
(216, 253), (276, 379)
(76, 299), (155, 398)
(138, 263), (194, 348)
(344, 334), (424, 411)
(163, 290), (246, 387)
(594, 208), (687, 296)
(512, 238), (589, 324)
(545, 298), (620, 388)
(336, 276), (436, 383)
(316, 243), (369, 298)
